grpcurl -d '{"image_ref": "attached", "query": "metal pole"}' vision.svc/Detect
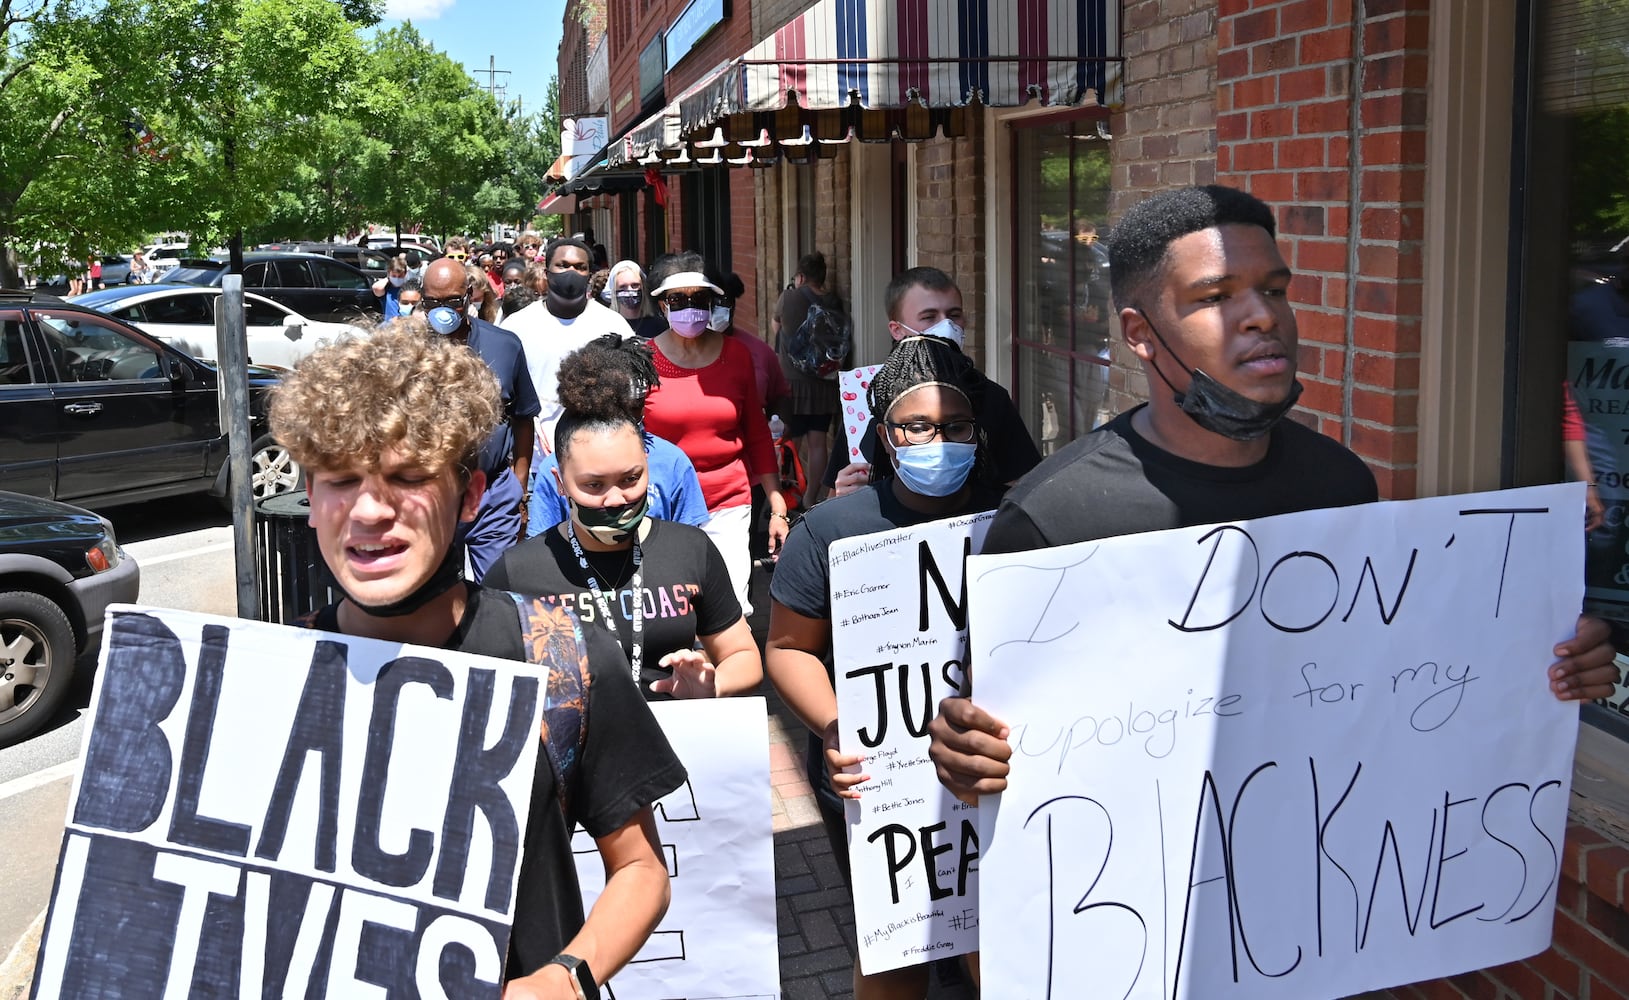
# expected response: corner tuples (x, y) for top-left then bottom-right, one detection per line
(217, 274), (258, 619)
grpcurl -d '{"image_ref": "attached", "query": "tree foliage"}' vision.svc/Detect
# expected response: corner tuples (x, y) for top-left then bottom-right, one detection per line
(0, 0), (561, 286)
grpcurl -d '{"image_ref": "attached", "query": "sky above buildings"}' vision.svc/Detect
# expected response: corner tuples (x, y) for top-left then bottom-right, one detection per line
(380, 0), (568, 118)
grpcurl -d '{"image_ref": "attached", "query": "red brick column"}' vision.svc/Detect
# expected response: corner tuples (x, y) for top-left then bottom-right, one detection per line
(1215, 0), (1425, 500)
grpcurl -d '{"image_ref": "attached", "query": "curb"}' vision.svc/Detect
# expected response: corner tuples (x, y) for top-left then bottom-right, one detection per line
(0, 909), (42, 1000)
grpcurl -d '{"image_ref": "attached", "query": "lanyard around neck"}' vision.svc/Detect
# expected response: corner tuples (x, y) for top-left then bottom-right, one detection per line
(565, 523), (643, 683)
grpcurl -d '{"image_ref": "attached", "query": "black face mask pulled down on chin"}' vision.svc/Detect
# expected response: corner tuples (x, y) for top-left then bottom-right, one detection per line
(339, 540), (466, 618)
(546, 270), (590, 318)
(1139, 309), (1303, 442)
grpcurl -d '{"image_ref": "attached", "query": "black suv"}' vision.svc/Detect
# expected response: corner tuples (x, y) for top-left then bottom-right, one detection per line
(0, 490), (140, 746)
(162, 251), (382, 322)
(0, 291), (292, 510)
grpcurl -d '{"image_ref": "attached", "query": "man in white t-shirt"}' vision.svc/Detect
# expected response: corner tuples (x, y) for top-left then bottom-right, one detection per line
(501, 236), (634, 447)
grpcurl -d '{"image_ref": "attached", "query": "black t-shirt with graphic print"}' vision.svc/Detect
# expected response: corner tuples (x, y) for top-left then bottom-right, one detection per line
(484, 519), (742, 701)
(309, 585), (686, 980)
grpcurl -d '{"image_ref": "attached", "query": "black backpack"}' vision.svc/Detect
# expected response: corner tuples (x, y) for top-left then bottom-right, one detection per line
(786, 287), (851, 380)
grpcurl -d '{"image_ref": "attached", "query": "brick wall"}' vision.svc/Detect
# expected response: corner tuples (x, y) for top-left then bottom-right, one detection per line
(729, 165), (762, 336)
(1363, 825), (1629, 1000)
(1214, 0), (1425, 499)
(914, 133), (990, 368)
(813, 149), (851, 305)
(1107, 0), (1222, 417)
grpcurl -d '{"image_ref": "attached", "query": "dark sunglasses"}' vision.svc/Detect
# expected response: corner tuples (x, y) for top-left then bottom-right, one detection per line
(661, 291), (715, 310)
(422, 293), (468, 310)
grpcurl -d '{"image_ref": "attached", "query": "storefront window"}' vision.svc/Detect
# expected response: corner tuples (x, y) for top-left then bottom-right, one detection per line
(1514, 0), (1629, 734)
(1010, 113), (1112, 455)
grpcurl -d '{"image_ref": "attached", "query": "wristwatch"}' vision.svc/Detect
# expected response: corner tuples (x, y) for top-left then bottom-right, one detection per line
(548, 954), (598, 1000)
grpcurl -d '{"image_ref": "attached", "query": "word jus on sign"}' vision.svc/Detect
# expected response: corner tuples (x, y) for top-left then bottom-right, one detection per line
(831, 511), (995, 974)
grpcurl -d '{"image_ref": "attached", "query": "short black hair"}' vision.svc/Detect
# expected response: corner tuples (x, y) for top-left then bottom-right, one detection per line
(502, 283), (537, 317)
(544, 236), (591, 267)
(885, 266), (958, 322)
(797, 251), (827, 286)
(554, 334), (660, 459)
(1106, 185), (1278, 310)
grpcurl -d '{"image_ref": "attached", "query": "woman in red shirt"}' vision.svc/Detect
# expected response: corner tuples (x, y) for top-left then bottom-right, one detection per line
(642, 251), (791, 614)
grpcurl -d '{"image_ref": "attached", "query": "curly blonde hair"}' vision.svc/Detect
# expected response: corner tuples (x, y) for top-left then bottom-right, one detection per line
(269, 318), (502, 475)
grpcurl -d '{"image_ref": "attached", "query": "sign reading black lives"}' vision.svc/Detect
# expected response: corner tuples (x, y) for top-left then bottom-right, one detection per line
(31, 607), (547, 1000)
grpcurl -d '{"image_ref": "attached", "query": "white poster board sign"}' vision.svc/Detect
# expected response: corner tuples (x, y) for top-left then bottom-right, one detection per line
(34, 607), (545, 1000)
(971, 485), (1585, 1000)
(830, 511), (996, 973)
(839, 365), (884, 463)
(572, 698), (778, 999)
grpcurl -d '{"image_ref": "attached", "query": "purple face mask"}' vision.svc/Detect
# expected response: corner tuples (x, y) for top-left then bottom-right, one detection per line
(667, 307), (709, 338)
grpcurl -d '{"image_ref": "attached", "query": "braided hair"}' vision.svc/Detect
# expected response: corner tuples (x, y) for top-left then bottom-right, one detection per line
(553, 333), (660, 460)
(865, 335), (993, 487)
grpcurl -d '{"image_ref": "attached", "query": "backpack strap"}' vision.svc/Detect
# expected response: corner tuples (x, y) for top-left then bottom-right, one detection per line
(507, 592), (592, 819)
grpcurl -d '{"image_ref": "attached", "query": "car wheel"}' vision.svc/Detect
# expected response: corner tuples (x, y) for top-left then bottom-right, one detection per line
(0, 590), (77, 748)
(251, 434), (303, 500)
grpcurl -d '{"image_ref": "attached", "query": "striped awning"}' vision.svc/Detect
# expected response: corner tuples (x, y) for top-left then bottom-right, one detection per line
(609, 104), (681, 168)
(544, 153), (573, 183)
(679, 0), (1122, 137)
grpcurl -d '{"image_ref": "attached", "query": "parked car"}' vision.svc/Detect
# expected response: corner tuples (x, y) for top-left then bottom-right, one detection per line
(0, 291), (299, 510)
(366, 232), (440, 254)
(262, 242), (437, 280)
(0, 490), (140, 746)
(161, 251), (381, 323)
(40, 254), (133, 289)
(68, 284), (367, 369)
(144, 243), (194, 281)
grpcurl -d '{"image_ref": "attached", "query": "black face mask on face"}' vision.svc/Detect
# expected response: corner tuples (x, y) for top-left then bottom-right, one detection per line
(546, 269), (589, 318)
(1138, 309), (1302, 442)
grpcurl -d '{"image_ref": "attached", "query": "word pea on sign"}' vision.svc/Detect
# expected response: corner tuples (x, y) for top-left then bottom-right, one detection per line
(830, 510), (995, 974)
(571, 698), (779, 1000)
(32, 607), (546, 1000)
(839, 365), (883, 462)
(972, 484), (1586, 1000)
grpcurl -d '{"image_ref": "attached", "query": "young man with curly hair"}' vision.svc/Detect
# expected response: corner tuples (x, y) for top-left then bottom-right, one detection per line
(269, 319), (684, 1000)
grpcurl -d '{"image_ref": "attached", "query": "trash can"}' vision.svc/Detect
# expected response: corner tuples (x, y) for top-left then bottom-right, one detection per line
(253, 490), (339, 624)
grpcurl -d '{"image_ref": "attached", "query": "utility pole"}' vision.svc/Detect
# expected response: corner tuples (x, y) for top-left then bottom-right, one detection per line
(475, 56), (511, 103)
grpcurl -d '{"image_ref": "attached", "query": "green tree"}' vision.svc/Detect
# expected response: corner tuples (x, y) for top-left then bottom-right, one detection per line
(0, 0), (185, 286)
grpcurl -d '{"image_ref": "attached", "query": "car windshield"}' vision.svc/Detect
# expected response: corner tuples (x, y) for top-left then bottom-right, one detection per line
(164, 266), (226, 285)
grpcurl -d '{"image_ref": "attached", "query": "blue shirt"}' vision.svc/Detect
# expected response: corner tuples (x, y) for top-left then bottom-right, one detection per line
(465, 318), (541, 479)
(528, 431), (709, 535)
(379, 283), (402, 320)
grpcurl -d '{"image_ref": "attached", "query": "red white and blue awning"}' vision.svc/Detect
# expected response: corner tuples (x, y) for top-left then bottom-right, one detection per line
(679, 0), (1122, 137)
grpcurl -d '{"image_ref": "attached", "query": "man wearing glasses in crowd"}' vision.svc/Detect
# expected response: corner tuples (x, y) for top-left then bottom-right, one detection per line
(502, 236), (635, 449)
(420, 257), (540, 579)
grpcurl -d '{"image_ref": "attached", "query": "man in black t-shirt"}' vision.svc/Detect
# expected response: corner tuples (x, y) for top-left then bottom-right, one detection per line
(825, 267), (1042, 497)
(269, 322), (683, 1000)
(928, 184), (1622, 805)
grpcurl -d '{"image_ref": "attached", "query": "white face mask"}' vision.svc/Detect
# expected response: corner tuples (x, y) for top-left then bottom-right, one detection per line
(901, 317), (965, 349)
(388, 274), (405, 287)
(399, 302), (417, 316)
(707, 304), (733, 333)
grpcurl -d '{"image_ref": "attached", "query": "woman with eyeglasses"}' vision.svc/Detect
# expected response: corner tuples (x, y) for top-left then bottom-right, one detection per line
(485, 334), (756, 703)
(441, 236), (471, 264)
(764, 334), (999, 1000)
(604, 259), (666, 339)
(640, 251), (791, 614)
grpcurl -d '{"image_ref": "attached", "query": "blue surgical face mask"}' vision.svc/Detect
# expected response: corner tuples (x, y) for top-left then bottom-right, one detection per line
(891, 441), (977, 497)
(901, 317), (965, 349)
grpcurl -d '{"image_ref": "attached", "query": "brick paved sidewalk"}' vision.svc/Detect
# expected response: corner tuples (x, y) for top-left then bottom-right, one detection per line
(749, 568), (977, 1000)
